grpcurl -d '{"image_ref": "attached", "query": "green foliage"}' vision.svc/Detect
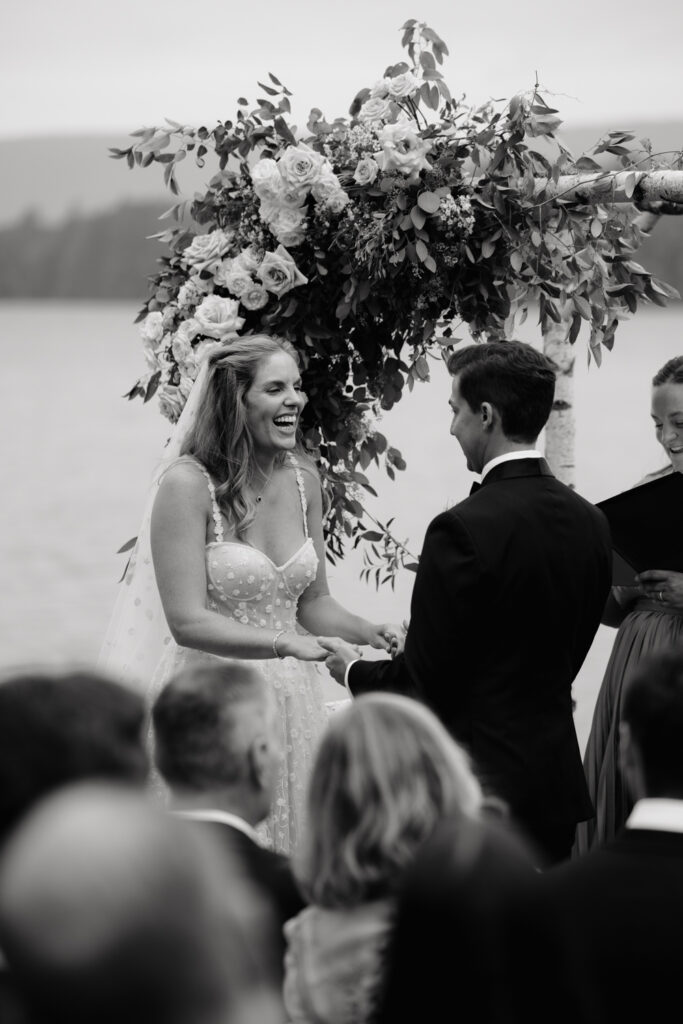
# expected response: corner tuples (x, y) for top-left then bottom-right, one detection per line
(112, 19), (680, 585)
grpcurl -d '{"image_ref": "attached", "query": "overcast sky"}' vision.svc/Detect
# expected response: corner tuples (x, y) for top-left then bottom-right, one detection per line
(3, 0), (683, 139)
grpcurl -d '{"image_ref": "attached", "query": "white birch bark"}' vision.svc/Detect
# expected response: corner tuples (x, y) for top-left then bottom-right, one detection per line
(543, 322), (576, 488)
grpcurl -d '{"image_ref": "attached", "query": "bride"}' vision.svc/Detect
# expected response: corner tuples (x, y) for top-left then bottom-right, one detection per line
(101, 333), (402, 853)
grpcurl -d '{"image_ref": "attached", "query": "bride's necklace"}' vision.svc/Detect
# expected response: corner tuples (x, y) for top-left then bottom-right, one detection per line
(252, 463), (275, 504)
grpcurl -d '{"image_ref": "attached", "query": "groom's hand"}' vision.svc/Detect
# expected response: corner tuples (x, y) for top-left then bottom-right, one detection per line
(318, 637), (362, 686)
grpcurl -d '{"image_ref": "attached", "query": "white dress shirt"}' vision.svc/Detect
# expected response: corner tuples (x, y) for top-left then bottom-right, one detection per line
(172, 808), (260, 843)
(625, 798), (683, 834)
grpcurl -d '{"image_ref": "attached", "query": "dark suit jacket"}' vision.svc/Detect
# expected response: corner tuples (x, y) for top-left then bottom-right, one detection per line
(349, 458), (611, 827)
(187, 820), (305, 978)
(531, 827), (683, 1024)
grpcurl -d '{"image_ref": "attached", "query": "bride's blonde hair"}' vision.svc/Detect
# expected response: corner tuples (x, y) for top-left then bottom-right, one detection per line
(180, 334), (301, 538)
(295, 694), (483, 909)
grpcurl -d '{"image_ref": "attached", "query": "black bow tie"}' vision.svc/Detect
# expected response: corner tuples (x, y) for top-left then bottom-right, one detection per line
(469, 481), (481, 495)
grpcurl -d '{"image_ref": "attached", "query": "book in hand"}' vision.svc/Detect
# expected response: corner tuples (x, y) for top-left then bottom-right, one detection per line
(596, 471), (683, 586)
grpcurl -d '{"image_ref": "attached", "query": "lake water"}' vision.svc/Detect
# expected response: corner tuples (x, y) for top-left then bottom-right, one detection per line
(1, 300), (681, 752)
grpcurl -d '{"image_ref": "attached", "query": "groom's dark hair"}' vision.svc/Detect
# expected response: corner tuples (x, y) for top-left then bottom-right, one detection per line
(447, 341), (556, 443)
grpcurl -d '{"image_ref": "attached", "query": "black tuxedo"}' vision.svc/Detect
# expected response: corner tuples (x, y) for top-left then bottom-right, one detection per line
(349, 458), (612, 858)
(183, 819), (305, 978)
(531, 826), (683, 1023)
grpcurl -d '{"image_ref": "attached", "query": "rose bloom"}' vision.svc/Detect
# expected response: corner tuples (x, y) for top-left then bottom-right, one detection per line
(223, 265), (254, 297)
(310, 171), (343, 203)
(250, 158), (282, 201)
(181, 229), (232, 273)
(277, 143), (326, 190)
(274, 179), (308, 209)
(233, 247), (262, 274)
(387, 71), (420, 98)
(353, 156), (380, 186)
(370, 78), (391, 99)
(158, 383), (185, 423)
(257, 245), (308, 296)
(193, 295), (245, 340)
(269, 207), (308, 248)
(139, 311), (164, 345)
(240, 284), (270, 311)
(358, 96), (393, 123)
(378, 121), (432, 179)
(324, 189), (350, 214)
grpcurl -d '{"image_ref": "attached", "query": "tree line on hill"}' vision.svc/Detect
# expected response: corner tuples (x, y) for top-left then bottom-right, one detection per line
(0, 200), (681, 302)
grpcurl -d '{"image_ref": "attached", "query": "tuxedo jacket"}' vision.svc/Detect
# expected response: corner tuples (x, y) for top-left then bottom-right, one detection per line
(188, 820), (305, 977)
(349, 458), (612, 826)
(530, 828), (683, 1024)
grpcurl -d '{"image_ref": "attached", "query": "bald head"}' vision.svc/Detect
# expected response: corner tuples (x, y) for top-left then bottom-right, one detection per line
(0, 783), (278, 1024)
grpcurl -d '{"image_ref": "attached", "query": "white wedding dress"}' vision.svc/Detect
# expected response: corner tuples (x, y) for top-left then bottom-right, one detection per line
(148, 453), (331, 854)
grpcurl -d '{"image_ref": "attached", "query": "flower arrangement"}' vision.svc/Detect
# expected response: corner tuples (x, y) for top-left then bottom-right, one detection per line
(113, 20), (679, 584)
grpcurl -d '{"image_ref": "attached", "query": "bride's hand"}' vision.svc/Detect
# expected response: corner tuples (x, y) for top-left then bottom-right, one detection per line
(366, 622), (406, 657)
(276, 632), (333, 661)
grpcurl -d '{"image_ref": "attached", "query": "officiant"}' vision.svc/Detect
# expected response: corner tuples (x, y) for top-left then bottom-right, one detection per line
(575, 354), (683, 855)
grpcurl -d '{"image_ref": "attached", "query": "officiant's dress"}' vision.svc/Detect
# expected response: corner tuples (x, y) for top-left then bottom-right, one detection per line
(575, 466), (683, 854)
(149, 457), (329, 854)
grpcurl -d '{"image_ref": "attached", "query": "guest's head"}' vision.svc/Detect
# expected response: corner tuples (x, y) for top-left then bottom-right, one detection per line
(295, 693), (482, 908)
(375, 816), (537, 1024)
(0, 669), (147, 846)
(620, 646), (683, 800)
(152, 662), (281, 825)
(181, 334), (306, 537)
(447, 341), (556, 472)
(651, 355), (683, 473)
(0, 783), (281, 1024)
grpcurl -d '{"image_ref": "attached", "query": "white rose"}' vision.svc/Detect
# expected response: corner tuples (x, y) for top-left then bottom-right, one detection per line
(162, 304), (178, 330)
(257, 245), (308, 297)
(358, 96), (394, 123)
(268, 207), (308, 247)
(387, 71), (420, 99)
(324, 189), (350, 214)
(171, 330), (192, 366)
(250, 158), (282, 201)
(234, 247), (262, 274)
(275, 179), (308, 209)
(194, 295), (245, 340)
(240, 284), (270, 310)
(310, 171), (344, 203)
(370, 78), (391, 99)
(212, 259), (234, 289)
(277, 143), (326, 190)
(378, 121), (432, 180)
(181, 229), (232, 273)
(258, 198), (281, 225)
(158, 384), (185, 423)
(353, 156), (380, 186)
(139, 311), (164, 345)
(179, 375), (195, 399)
(222, 264), (254, 297)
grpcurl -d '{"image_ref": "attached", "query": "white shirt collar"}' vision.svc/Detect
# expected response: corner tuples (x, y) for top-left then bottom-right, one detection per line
(172, 808), (260, 843)
(479, 450), (543, 482)
(625, 798), (683, 834)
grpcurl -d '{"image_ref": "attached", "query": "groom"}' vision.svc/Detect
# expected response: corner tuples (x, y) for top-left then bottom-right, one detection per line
(324, 341), (612, 865)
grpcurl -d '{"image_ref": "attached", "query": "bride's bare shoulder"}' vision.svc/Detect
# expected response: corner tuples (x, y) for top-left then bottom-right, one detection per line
(156, 457), (212, 507)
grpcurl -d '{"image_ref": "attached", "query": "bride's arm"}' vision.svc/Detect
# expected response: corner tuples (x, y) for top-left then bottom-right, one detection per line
(151, 464), (326, 661)
(295, 467), (401, 652)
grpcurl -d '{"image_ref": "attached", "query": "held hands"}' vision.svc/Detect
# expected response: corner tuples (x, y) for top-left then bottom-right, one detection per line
(366, 622), (407, 657)
(317, 637), (364, 685)
(636, 570), (683, 611)
(276, 632), (355, 662)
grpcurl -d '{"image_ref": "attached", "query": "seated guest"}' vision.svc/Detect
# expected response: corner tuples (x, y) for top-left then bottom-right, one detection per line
(0, 669), (148, 847)
(375, 815), (539, 1024)
(283, 693), (483, 1024)
(152, 661), (305, 976)
(0, 783), (281, 1024)
(535, 647), (683, 1024)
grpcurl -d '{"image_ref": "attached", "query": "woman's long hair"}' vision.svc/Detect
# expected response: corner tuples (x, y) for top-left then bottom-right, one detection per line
(295, 694), (483, 909)
(180, 334), (300, 538)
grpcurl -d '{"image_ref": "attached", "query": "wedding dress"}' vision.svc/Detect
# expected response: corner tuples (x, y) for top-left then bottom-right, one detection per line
(99, 347), (334, 854)
(148, 453), (330, 853)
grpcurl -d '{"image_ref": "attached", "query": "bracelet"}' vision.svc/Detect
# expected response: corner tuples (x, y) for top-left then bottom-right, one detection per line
(272, 629), (287, 659)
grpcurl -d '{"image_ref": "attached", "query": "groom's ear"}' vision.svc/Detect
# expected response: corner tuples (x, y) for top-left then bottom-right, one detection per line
(480, 401), (495, 429)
